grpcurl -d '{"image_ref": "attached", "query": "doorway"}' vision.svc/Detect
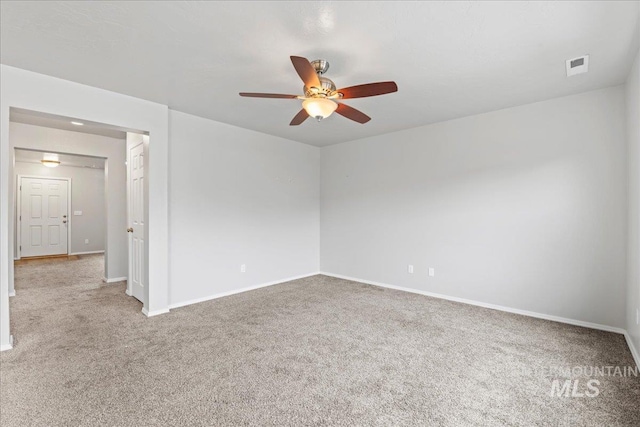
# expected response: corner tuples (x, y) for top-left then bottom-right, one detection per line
(1, 69), (170, 351)
(8, 111), (139, 304)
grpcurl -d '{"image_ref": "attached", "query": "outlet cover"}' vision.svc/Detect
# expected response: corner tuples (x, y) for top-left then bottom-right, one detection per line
(428, 268), (435, 277)
(84, 239), (89, 244)
(240, 264), (246, 273)
(408, 265), (414, 274)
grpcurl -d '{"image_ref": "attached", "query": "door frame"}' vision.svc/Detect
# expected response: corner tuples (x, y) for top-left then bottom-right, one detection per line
(16, 175), (72, 260)
(1, 67), (171, 352)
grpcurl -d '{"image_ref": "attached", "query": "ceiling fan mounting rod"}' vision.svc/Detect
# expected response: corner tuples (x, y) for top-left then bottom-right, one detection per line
(310, 59), (330, 75)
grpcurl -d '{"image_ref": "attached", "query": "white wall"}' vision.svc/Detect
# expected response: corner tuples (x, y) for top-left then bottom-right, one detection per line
(9, 123), (124, 281)
(1, 65), (170, 349)
(168, 110), (320, 307)
(626, 48), (640, 357)
(14, 161), (106, 254)
(321, 86), (628, 329)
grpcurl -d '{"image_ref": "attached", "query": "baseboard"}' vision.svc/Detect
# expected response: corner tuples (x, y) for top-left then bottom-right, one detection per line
(1, 335), (15, 352)
(102, 276), (127, 284)
(168, 272), (321, 310)
(142, 307), (170, 317)
(8, 289), (15, 297)
(125, 288), (132, 296)
(69, 250), (105, 256)
(319, 272), (626, 335)
(624, 332), (640, 369)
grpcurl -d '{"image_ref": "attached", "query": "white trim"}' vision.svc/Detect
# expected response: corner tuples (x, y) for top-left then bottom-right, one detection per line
(1, 335), (14, 351)
(8, 290), (15, 297)
(319, 272), (626, 334)
(142, 307), (170, 317)
(624, 332), (640, 369)
(168, 272), (320, 310)
(102, 276), (127, 283)
(69, 250), (105, 256)
(16, 175), (72, 259)
(125, 288), (132, 296)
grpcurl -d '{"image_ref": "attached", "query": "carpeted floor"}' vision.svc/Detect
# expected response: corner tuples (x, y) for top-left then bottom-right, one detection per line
(1, 255), (639, 426)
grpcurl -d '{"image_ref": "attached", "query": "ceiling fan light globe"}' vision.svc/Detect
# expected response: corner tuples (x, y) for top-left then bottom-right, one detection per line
(302, 98), (337, 120)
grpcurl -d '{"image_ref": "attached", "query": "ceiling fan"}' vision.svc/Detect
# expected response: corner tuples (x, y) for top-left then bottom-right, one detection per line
(239, 56), (398, 125)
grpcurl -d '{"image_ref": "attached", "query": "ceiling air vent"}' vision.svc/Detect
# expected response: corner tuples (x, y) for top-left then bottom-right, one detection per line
(566, 55), (589, 77)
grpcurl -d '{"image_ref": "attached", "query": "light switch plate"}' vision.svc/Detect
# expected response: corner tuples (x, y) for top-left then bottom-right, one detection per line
(74, 211), (83, 216)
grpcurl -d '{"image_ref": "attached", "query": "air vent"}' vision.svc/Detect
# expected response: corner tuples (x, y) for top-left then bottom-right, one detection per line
(566, 55), (589, 77)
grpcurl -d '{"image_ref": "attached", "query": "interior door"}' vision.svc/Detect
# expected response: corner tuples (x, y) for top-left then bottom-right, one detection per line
(128, 142), (145, 302)
(20, 177), (69, 257)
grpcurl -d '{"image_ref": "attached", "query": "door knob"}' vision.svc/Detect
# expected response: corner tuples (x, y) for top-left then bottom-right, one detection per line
(63, 215), (67, 218)
(127, 228), (133, 233)
(63, 220), (67, 224)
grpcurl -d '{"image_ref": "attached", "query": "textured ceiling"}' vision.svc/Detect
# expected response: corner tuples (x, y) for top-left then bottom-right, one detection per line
(1, 1), (639, 147)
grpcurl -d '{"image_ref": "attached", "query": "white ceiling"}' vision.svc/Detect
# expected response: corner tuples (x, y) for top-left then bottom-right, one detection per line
(1, 1), (638, 147)
(14, 148), (105, 170)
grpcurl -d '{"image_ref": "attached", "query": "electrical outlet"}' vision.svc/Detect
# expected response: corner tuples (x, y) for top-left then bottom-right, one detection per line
(240, 264), (246, 273)
(428, 268), (435, 277)
(408, 265), (414, 274)
(85, 239), (89, 244)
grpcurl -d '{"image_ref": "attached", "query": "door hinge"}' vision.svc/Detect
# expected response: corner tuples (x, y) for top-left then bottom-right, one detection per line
(19, 246), (21, 251)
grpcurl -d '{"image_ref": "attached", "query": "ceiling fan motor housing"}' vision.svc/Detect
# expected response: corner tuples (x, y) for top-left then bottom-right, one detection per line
(303, 59), (336, 98)
(304, 76), (336, 98)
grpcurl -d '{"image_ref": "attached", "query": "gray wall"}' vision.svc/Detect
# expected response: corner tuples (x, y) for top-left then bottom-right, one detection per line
(627, 48), (640, 355)
(320, 86), (627, 328)
(14, 161), (106, 254)
(168, 110), (320, 307)
(9, 122), (127, 282)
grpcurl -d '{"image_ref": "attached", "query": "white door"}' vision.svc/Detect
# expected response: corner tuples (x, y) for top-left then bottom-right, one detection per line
(20, 177), (69, 257)
(128, 142), (145, 302)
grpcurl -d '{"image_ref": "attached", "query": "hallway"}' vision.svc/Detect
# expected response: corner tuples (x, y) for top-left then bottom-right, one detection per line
(1, 255), (143, 425)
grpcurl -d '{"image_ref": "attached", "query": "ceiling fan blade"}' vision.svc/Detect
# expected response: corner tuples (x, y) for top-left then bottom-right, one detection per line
(337, 81), (398, 99)
(290, 56), (321, 89)
(289, 109), (309, 126)
(239, 92), (298, 99)
(336, 103), (371, 124)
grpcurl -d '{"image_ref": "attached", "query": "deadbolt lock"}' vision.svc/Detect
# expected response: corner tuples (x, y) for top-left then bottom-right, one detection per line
(127, 228), (134, 233)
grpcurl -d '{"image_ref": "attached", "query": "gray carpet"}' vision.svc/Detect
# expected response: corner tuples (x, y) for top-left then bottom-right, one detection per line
(1, 255), (638, 426)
